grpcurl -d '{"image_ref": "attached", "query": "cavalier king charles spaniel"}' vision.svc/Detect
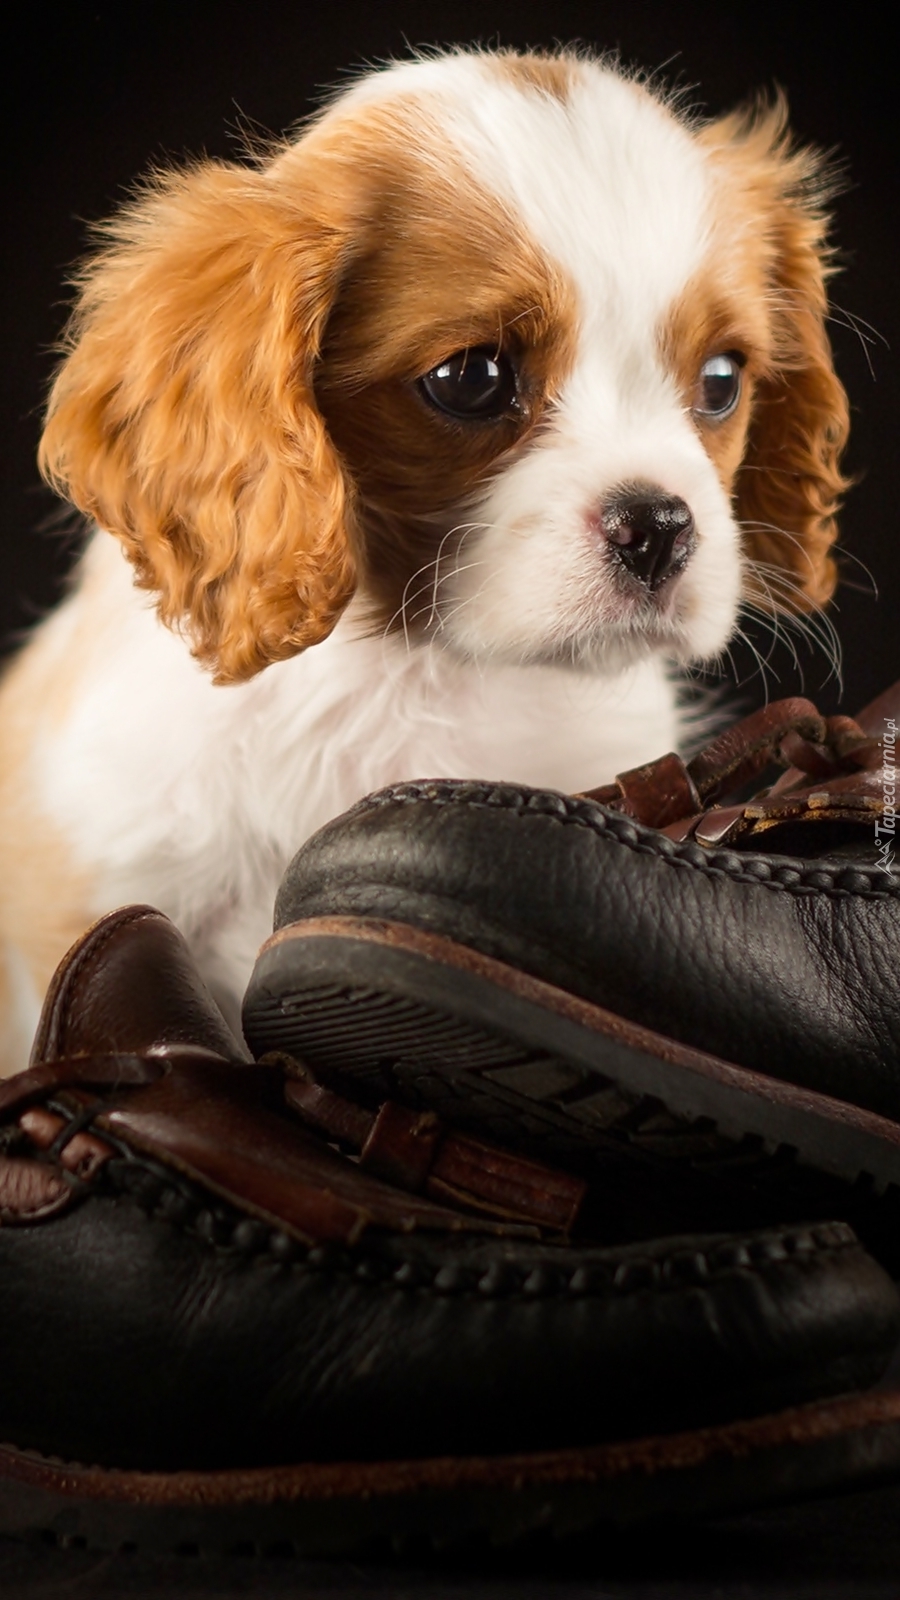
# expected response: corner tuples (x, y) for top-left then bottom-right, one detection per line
(0, 47), (848, 1068)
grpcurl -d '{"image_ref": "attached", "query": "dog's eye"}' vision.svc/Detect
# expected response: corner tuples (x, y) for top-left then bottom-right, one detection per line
(695, 352), (744, 420)
(418, 348), (517, 420)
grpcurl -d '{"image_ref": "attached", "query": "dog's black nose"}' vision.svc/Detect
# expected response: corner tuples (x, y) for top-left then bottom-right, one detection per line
(601, 490), (696, 591)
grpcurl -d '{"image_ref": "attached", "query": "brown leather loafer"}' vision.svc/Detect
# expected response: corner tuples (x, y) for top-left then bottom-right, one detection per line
(3, 905), (900, 1553)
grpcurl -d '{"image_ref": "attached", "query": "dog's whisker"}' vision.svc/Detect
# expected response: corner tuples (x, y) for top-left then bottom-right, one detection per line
(741, 593), (805, 679)
(827, 301), (887, 381)
(741, 519), (820, 575)
(430, 523), (488, 627)
(383, 523), (489, 648)
(730, 624), (784, 697)
(740, 561), (844, 691)
(834, 547), (879, 599)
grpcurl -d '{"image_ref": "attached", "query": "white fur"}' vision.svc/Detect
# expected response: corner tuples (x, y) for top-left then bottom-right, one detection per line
(22, 534), (680, 1041)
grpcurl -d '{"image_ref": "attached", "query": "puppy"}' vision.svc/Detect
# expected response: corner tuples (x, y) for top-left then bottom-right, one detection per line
(0, 47), (848, 1071)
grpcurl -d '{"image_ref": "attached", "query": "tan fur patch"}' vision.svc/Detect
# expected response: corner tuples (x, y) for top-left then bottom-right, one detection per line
(491, 50), (578, 102)
(311, 102), (580, 633)
(694, 99), (850, 614)
(39, 148), (362, 685)
(0, 643), (94, 1076)
(659, 272), (769, 493)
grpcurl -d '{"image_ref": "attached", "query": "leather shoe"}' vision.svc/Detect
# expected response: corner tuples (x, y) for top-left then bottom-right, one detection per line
(3, 905), (900, 1552)
(242, 684), (900, 1269)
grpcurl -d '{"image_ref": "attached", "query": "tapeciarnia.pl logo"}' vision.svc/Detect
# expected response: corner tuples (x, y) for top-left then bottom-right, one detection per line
(877, 716), (897, 869)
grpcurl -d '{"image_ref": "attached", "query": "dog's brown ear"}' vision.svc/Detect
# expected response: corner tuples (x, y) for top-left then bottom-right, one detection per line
(703, 99), (850, 617)
(39, 157), (358, 683)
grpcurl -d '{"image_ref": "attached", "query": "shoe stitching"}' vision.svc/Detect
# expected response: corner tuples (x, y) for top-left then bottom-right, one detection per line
(358, 783), (900, 901)
(6, 1113), (866, 1299)
(97, 1157), (857, 1300)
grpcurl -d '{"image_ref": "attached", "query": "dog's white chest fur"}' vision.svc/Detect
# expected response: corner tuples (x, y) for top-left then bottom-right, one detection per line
(23, 534), (678, 1029)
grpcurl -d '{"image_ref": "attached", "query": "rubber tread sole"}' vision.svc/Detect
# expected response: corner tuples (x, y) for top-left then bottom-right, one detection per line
(5, 1389), (900, 1554)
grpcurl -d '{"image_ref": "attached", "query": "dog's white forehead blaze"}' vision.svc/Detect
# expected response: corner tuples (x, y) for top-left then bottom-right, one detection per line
(337, 52), (714, 340)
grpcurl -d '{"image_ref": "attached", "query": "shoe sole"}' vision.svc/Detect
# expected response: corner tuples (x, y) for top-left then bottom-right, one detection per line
(243, 918), (900, 1205)
(4, 1389), (900, 1555)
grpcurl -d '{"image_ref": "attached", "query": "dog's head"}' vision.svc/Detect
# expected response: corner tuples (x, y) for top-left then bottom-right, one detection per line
(39, 48), (849, 683)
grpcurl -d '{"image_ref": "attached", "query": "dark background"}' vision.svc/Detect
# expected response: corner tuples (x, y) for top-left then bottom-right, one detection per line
(3, 11), (900, 1592)
(3, 0), (898, 719)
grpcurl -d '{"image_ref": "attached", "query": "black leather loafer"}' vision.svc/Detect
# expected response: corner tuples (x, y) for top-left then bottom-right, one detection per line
(3, 905), (900, 1552)
(242, 687), (900, 1268)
